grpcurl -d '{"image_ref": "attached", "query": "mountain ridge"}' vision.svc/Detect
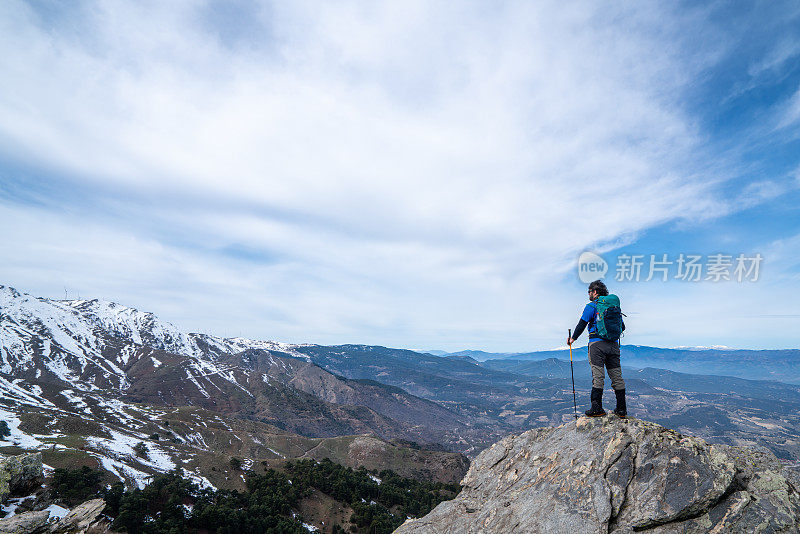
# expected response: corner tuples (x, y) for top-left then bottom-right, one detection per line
(439, 344), (800, 384)
(0, 285), (473, 495)
(3, 283), (800, 505)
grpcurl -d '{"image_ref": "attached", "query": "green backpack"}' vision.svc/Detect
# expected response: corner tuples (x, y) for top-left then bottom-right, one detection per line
(594, 294), (624, 342)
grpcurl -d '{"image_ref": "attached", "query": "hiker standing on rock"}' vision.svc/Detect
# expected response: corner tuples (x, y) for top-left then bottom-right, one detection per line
(567, 280), (627, 418)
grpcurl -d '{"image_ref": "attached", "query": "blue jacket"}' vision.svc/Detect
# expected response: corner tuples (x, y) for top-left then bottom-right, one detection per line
(581, 301), (600, 340)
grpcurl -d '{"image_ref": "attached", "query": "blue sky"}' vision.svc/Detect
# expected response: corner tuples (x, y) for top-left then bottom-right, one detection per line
(0, 1), (799, 351)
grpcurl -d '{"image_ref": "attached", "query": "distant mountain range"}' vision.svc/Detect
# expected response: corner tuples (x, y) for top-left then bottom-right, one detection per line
(429, 345), (800, 383)
(2, 283), (799, 509)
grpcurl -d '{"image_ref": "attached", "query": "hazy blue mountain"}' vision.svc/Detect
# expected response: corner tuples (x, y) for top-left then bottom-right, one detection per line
(293, 344), (800, 462)
(482, 358), (800, 403)
(473, 345), (800, 384)
(443, 350), (515, 361)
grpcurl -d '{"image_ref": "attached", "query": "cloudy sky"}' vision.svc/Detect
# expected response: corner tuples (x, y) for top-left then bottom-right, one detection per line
(1, 1), (799, 351)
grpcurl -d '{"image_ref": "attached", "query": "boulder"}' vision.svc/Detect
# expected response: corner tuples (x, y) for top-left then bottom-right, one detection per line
(0, 453), (43, 503)
(49, 498), (109, 533)
(0, 498), (110, 534)
(0, 511), (50, 534)
(394, 417), (800, 533)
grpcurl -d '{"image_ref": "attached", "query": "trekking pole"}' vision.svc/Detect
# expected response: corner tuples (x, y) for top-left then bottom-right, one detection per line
(568, 329), (578, 420)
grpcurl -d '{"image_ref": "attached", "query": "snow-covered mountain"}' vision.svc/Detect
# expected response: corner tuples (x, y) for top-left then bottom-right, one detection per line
(7, 283), (796, 501)
(0, 285), (471, 490)
(0, 284), (310, 394)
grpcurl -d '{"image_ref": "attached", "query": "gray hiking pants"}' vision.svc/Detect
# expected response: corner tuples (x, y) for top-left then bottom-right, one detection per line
(588, 339), (625, 390)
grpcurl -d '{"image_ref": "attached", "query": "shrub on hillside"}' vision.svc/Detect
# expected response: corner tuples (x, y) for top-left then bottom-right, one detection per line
(106, 468), (309, 534)
(97, 458), (461, 533)
(133, 441), (149, 459)
(51, 466), (104, 506)
(229, 456), (242, 471)
(284, 458), (460, 533)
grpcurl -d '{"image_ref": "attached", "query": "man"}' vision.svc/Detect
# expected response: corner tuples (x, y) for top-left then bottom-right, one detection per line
(567, 280), (627, 417)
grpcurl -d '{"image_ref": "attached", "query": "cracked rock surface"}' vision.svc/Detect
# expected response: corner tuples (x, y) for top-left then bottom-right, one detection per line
(0, 498), (109, 534)
(394, 417), (800, 533)
(0, 453), (43, 503)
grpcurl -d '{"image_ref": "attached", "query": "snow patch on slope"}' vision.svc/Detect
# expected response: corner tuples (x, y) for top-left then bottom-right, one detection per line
(61, 389), (92, 415)
(87, 429), (176, 476)
(0, 376), (55, 408)
(0, 407), (43, 448)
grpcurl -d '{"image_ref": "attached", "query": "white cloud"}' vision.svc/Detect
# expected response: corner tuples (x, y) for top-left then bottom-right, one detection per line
(737, 179), (792, 209)
(748, 38), (800, 78)
(776, 86), (800, 130)
(0, 1), (789, 350)
(0, 2), (723, 242)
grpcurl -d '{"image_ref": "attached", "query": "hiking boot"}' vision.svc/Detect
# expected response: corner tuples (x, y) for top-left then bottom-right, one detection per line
(584, 387), (606, 417)
(613, 388), (627, 418)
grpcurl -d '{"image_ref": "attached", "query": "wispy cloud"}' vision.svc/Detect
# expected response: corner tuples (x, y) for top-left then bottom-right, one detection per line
(0, 1), (797, 350)
(776, 85), (800, 130)
(748, 38), (800, 78)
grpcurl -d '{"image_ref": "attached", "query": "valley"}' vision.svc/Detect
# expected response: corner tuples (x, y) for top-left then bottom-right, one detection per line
(1, 284), (799, 531)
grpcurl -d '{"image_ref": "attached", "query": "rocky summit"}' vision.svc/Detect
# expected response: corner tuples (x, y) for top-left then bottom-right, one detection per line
(395, 417), (800, 533)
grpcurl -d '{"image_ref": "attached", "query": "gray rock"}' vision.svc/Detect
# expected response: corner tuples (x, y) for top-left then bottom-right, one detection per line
(394, 417), (800, 533)
(0, 510), (50, 534)
(0, 499), (110, 534)
(0, 453), (43, 503)
(48, 498), (108, 533)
